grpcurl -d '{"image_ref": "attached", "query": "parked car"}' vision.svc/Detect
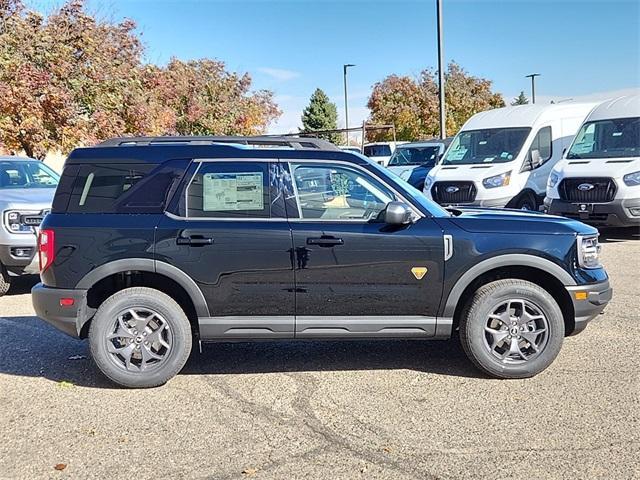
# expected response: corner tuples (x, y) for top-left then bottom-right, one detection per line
(545, 95), (640, 227)
(423, 103), (597, 210)
(387, 138), (453, 189)
(363, 141), (407, 166)
(33, 136), (611, 388)
(0, 156), (59, 296)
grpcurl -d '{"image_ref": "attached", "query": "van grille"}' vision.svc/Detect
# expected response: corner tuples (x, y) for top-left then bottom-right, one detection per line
(431, 181), (477, 204)
(559, 178), (616, 203)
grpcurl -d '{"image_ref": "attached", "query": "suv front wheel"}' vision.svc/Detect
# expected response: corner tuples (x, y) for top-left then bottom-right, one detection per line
(89, 287), (192, 388)
(0, 264), (10, 297)
(459, 279), (565, 379)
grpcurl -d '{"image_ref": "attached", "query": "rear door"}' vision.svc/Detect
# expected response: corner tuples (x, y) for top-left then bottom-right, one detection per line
(156, 160), (295, 340)
(284, 160), (445, 338)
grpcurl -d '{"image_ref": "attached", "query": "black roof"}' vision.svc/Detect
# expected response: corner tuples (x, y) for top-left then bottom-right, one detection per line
(66, 136), (365, 165)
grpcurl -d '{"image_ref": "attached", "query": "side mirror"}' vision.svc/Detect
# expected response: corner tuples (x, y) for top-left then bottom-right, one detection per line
(384, 201), (413, 225)
(529, 149), (543, 169)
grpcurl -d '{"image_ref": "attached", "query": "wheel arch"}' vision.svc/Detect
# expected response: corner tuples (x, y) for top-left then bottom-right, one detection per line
(443, 254), (577, 336)
(76, 259), (209, 338)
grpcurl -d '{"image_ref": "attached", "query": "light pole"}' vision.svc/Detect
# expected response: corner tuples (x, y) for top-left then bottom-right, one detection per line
(436, 0), (446, 139)
(343, 64), (355, 144)
(525, 73), (540, 104)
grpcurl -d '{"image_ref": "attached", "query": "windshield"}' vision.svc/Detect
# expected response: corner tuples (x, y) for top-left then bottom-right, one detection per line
(388, 146), (440, 166)
(442, 127), (531, 165)
(567, 117), (640, 159)
(364, 145), (392, 157)
(0, 160), (59, 189)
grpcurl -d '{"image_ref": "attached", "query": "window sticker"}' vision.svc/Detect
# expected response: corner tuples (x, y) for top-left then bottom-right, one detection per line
(447, 147), (467, 161)
(612, 132), (623, 137)
(203, 172), (264, 211)
(571, 141), (595, 154)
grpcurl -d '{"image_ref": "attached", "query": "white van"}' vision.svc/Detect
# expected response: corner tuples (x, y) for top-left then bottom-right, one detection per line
(363, 142), (407, 166)
(545, 95), (640, 227)
(423, 103), (596, 210)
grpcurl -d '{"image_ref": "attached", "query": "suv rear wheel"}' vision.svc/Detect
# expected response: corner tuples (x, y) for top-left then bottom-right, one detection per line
(0, 264), (10, 297)
(459, 279), (564, 379)
(89, 287), (192, 388)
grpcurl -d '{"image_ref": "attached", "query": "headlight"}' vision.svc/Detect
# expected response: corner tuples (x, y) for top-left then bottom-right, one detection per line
(548, 172), (560, 188)
(577, 235), (601, 269)
(423, 176), (434, 191)
(623, 171), (640, 186)
(482, 171), (511, 189)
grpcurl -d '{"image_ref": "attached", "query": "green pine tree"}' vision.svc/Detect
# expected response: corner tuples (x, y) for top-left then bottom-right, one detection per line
(511, 91), (529, 106)
(301, 88), (340, 144)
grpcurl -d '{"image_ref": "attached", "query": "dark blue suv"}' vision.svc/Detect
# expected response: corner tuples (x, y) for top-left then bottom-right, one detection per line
(32, 136), (612, 388)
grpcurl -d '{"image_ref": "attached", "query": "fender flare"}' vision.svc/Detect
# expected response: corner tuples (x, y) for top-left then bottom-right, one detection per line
(441, 254), (576, 318)
(77, 258), (210, 317)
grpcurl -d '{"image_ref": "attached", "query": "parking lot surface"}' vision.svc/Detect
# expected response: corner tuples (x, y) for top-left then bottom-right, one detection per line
(0, 228), (638, 480)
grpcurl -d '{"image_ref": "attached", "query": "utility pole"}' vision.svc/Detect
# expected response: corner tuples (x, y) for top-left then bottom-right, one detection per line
(525, 73), (541, 104)
(343, 64), (355, 144)
(436, 0), (446, 139)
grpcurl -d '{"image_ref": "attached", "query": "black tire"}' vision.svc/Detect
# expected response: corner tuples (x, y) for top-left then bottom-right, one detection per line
(514, 192), (537, 211)
(459, 279), (564, 379)
(0, 264), (10, 297)
(89, 287), (192, 388)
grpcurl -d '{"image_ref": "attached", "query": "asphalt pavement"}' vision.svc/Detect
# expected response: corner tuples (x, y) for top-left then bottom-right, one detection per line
(0, 228), (638, 479)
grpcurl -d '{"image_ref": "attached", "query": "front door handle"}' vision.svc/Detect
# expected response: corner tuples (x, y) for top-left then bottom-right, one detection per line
(177, 235), (214, 246)
(306, 236), (344, 247)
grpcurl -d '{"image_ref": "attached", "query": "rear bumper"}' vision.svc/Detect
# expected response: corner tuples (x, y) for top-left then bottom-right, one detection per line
(566, 279), (613, 336)
(32, 283), (90, 338)
(545, 197), (640, 227)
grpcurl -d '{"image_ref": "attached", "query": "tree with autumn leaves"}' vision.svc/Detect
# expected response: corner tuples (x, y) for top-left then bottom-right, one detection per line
(367, 63), (505, 141)
(0, 0), (280, 158)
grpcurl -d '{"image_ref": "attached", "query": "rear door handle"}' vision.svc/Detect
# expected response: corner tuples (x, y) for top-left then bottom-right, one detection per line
(306, 236), (344, 247)
(177, 235), (214, 246)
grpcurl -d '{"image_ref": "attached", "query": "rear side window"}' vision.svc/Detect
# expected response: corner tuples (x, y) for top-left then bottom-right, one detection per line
(186, 162), (271, 218)
(62, 160), (188, 213)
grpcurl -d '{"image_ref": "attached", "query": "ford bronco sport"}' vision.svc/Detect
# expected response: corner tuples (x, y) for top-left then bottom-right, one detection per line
(32, 136), (612, 388)
(1, 156), (59, 296)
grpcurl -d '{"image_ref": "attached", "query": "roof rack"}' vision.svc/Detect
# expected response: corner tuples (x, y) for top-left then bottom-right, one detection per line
(97, 136), (340, 151)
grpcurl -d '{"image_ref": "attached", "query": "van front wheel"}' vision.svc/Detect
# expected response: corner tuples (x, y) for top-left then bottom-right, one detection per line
(459, 279), (564, 379)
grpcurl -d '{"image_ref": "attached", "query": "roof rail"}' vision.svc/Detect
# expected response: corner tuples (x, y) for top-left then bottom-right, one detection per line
(97, 136), (340, 151)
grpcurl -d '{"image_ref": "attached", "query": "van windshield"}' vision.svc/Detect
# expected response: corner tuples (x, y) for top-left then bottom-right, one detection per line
(441, 127), (530, 165)
(567, 117), (640, 159)
(388, 146), (440, 166)
(0, 160), (59, 189)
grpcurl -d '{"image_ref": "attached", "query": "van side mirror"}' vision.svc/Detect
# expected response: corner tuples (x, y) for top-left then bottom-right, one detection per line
(529, 149), (543, 169)
(384, 201), (413, 225)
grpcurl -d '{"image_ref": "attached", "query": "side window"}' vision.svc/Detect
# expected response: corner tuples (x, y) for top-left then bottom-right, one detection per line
(290, 163), (396, 221)
(186, 162), (271, 218)
(528, 126), (552, 166)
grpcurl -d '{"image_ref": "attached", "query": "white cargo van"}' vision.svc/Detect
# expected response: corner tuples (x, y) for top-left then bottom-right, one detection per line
(363, 142), (407, 166)
(423, 103), (596, 210)
(545, 95), (640, 227)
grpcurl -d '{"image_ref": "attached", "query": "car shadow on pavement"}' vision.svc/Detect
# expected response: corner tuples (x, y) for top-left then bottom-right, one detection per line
(0, 315), (484, 389)
(598, 227), (639, 243)
(5, 274), (40, 295)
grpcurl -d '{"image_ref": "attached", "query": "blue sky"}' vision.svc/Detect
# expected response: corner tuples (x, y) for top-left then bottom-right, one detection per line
(36, 0), (640, 133)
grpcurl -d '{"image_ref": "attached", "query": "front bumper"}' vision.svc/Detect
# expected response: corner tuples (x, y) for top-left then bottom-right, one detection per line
(566, 279), (613, 336)
(0, 244), (39, 275)
(32, 283), (91, 338)
(545, 197), (640, 227)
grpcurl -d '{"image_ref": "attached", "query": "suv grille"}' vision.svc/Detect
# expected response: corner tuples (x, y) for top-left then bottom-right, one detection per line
(431, 181), (477, 204)
(559, 178), (616, 203)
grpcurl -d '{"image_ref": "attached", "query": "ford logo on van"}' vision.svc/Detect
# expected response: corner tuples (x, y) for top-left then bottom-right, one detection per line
(577, 183), (595, 191)
(445, 186), (460, 193)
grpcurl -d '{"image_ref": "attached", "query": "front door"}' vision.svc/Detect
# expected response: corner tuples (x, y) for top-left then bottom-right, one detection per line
(156, 160), (295, 339)
(285, 160), (445, 338)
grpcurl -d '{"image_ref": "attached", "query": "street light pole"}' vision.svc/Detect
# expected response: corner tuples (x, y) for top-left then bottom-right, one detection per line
(525, 73), (540, 104)
(436, 0), (446, 139)
(343, 64), (355, 144)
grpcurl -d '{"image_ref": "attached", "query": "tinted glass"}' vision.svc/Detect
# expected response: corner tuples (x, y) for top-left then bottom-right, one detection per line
(388, 146), (440, 166)
(364, 145), (392, 157)
(567, 117), (640, 159)
(187, 162), (271, 218)
(290, 163), (395, 221)
(0, 160), (59, 189)
(528, 126), (552, 163)
(442, 128), (531, 165)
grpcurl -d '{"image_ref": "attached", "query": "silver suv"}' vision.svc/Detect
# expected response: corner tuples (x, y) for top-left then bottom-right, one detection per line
(0, 156), (59, 296)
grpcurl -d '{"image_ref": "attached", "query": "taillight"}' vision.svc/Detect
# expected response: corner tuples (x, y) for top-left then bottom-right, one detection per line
(38, 229), (55, 272)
